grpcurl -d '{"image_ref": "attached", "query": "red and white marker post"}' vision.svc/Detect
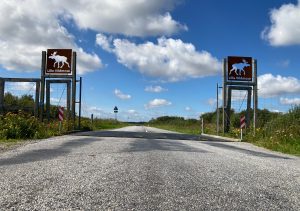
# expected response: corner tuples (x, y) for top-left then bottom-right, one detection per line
(58, 107), (64, 132)
(240, 115), (246, 140)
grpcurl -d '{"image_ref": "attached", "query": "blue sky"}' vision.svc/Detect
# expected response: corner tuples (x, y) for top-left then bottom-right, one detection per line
(1, 0), (300, 121)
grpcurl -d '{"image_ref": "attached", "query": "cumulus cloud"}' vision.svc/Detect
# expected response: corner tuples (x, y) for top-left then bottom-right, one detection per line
(96, 33), (113, 52)
(145, 85), (168, 93)
(97, 35), (221, 82)
(63, 0), (187, 36)
(258, 74), (300, 98)
(0, 0), (103, 73)
(280, 97), (300, 105)
(145, 98), (172, 109)
(0, 0), (186, 73)
(114, 89), (131, 100)
(262, 1), (300, 46)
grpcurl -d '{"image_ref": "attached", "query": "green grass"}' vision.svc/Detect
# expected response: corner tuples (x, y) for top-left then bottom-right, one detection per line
(148, 107), (300, 156)
(148, 123), (200, 135)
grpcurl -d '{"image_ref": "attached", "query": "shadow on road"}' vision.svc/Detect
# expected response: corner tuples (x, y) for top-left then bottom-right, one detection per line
(204, 142), (291, 159)
(75, 130), (204, 141)
(124, 139), (209, 153)
(0, 138), (97, 166)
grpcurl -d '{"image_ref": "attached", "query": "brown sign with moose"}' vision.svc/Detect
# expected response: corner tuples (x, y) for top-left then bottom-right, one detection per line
(46, 49), (72, 74)
(227, 56), (252, 81)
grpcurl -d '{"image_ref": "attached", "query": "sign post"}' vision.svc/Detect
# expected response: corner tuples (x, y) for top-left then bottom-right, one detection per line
(240, 115), (246, 141)
(114, 106), (118, 121)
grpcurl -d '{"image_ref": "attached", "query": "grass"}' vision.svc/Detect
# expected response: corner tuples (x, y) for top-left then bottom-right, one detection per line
(0, 113), (130, 150)
(148, 107), (300, 156)
(148, 123), (201, 135)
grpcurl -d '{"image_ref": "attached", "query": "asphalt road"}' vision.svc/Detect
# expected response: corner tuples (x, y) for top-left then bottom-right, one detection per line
(0, 126), (299, 210)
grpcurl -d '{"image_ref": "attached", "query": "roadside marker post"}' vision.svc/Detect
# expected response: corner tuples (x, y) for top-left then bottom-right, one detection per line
(240, 115), (246, 140)
(58, 107), (64, 132)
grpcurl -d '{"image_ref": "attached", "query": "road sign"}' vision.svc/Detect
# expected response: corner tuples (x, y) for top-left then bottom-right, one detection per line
(58, 107), (64, 121)
(46, 49), (72, 74)
(240, 115), (246, 129)
(114, 106), (118, 113)
(228, 56), (252, 81)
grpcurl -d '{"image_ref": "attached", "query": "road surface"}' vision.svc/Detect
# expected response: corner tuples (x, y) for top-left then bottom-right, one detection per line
(0, 126), (299, 210)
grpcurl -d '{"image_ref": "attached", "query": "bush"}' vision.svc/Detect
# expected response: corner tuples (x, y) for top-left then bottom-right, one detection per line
(0, 111), (42, 139)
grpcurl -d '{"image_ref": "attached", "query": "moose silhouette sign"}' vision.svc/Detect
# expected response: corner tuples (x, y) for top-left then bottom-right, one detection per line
(227, 56), (252, 81)
(46, 49), (72, 74)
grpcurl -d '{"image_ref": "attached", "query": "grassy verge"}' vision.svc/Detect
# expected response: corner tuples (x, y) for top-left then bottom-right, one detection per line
(0, 112), (130, 150)
(148, 107), (300, 156)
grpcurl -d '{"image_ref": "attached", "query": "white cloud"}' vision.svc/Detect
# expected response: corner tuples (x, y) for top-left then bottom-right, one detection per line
(96, 33), (113, 52)
(280, 97), (300, 105)
(114, 89), (131, 100)
(127, 109), (138, 114)
(5, 82), (36, 93)
(99, 36), (221, 82)
(185, 106), (192, 111)
(64, 0), (187, 36)
(1, 0), (186, 73)
(145, 85), (168, 93)
(258, 74), (300, 98)
(0, 0), (103, 73)
(262, 1), (300, 46)
(145, 98), (172, 109)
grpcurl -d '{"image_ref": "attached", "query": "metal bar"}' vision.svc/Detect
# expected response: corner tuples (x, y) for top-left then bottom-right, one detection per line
(0, 79), (4, 115)
(222, 58), (226, 134)
(34, 81), (40, 118)
(253, 59), (258, 136)
(225, 86), (232, 132)
(225, 81), (255, 86)
(2, 78), (41, 82)
(72, 51), (77, 129)
(67, 81), (71, 122)
(78, 77), (82, 130)
(216, 83), (219, 135)
(47, 80), (71, 83)
(40, 51), (46, 121)
(46, 81), (50, 121)
(44, 75), (73, 79)
(246, 89), (251, 128)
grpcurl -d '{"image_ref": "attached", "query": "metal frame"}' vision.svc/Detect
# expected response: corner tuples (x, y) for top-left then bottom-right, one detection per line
(0, 77), (41, 117)
(222, 58), (258, 134)
(40, 51), (78, 129)
(46, 80), (71, 121)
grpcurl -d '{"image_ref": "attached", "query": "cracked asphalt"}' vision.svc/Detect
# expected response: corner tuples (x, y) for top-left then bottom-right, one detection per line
(0, 126), (299, 210)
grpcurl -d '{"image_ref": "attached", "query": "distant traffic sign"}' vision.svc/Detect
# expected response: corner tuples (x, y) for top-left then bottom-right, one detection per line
(114, 106), (118, 113)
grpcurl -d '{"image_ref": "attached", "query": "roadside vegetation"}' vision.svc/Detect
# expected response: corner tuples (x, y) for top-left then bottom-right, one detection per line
(0, 93), (129, 144)
(148, 106), (300, 156)
(1, 93), (299, 155)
